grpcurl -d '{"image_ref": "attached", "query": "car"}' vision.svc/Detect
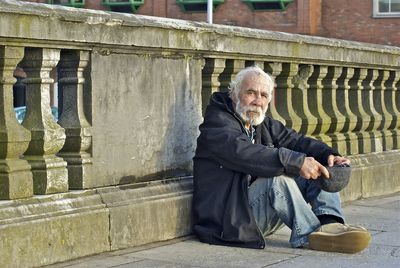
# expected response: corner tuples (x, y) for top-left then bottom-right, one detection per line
(14, 106), (59, 123)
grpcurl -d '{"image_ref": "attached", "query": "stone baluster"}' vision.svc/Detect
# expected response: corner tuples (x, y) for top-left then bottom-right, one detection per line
(321, 66), (348, 153)
(20, 48), (68, 195)
(362, 69), (383, 152)
(384, 71), (399, 131)
(373, 70), (392, 150)
(274, 63), (301, 131)
(202, 58), (226, 114)
(348, 68), (371, 154)
(0, 46), (33, 199)
(336, 67), (359, 155)
(219, 59), (245, 91)
(372, 70), (389, 132)
(57, 50), (92, 189)
(252, 61), (264, 69)
(264, 62), (286, 125)
(291, 64), (319, 135)
(390, 71), (400, 149)
(306, 65), (332, 144)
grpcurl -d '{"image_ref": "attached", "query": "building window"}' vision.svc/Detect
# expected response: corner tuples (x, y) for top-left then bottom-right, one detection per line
(241, 0), (294, 11)
(102, 0), (144, 13)
(373, 0), (400, 17)
(176, 0), (224, 12)
(47, 0), (85, 8)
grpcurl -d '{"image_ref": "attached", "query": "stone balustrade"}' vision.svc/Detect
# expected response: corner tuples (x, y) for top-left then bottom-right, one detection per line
(0, 0), (399, 200)
(202, 58), (400, 154)
(0, 46), (92, 198)
(0, 0), (400, 266)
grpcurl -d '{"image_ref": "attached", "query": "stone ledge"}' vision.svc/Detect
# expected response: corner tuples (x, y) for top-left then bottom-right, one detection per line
(0, 202), (110, 268)
(1, 0), (400, 67)
(341, 150), (400, 202)
(0, 177), (193, 268)
(0, 189), (105, 225)
(98, 177), (193, 250)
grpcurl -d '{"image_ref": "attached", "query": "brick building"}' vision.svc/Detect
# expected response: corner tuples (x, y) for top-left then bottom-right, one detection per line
(21, 0), (400, 46)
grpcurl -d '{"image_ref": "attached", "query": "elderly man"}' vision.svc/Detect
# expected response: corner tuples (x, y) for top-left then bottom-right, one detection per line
(192, 66), (370, 253)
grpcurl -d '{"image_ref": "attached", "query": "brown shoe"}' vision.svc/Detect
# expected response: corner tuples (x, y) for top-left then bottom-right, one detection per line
(308, 223), (371, 254)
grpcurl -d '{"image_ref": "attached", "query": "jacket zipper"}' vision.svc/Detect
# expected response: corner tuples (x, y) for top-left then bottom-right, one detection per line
(230, 111), (266, 248)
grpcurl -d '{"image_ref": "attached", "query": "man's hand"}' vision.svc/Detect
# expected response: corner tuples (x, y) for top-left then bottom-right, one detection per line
(299, 157), (329, 180)
(327, 155), (351, 167)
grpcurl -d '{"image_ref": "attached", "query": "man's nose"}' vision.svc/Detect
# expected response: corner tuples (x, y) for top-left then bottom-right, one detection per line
(252, 93), (263, 106)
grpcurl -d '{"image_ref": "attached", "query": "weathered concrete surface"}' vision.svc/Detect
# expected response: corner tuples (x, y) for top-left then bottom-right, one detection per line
(0, 172), (398, 267)
(0, 190), (109, 268)
(340, 150), (400, 202)
(90, 53), (202, 187)
(46, 194), (400, 268)
(97, 177), (193, 250)
(0, 177), (192, 268)
(352, 151), (400, 198)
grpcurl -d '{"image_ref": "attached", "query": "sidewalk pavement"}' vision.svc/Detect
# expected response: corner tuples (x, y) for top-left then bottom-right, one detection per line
(47, 194), (400, 268)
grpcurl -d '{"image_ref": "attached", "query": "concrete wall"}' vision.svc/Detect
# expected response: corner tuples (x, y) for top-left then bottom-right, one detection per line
(0, 178), (192, 267)
(90, 52), (203, 187)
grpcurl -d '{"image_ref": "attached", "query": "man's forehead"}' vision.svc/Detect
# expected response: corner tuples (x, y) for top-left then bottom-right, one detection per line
(241, 75), (269, 93)
(243, 72), (268, 84)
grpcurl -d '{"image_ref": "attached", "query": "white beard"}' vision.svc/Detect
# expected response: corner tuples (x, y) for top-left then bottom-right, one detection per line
(235, 100), (267, 126)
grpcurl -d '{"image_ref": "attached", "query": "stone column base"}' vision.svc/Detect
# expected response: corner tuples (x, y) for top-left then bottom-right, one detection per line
(59, 153), (93, 190)
(0, 159), (33, 199)
(25, 155), (69, 194)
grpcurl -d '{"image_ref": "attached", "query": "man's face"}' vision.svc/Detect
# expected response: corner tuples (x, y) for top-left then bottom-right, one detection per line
(233, 72), (270, 126)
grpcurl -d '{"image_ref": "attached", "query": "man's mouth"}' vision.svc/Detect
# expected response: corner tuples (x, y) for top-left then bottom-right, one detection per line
(247, 109), (261, 116)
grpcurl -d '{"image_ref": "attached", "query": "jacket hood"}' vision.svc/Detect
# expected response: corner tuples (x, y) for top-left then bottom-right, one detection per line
(210, 92), (235, 114)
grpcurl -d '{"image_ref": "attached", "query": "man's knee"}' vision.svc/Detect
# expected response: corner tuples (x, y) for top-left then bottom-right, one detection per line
(272, 175), (298, 190)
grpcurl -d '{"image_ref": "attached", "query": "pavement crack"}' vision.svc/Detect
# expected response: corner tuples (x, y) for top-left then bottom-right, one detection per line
(261, 255), (301, 267)
(110, 259), (143, 267)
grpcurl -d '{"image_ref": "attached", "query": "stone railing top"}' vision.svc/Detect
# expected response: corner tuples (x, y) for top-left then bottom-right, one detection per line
(1, 0), (400, 68)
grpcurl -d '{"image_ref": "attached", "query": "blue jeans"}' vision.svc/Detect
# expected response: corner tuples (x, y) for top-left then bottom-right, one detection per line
(248, 175), (344, 247)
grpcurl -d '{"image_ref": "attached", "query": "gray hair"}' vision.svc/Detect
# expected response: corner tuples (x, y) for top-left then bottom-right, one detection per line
(228, 66), (274, 102)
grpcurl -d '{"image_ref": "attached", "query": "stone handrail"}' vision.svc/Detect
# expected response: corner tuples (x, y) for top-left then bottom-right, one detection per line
(1, 0), (400, 200)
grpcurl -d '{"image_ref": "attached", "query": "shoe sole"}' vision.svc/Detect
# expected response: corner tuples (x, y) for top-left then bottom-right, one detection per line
(309, 230), (371, 254)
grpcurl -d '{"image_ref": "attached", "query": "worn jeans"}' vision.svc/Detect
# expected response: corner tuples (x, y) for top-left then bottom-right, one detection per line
(248, 175), (344, 247)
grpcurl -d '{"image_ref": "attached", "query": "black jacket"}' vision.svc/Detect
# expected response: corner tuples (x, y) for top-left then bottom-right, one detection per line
(192, 92), (338, 249)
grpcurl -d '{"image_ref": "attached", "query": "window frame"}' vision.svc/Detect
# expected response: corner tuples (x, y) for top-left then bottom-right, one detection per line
(373, 0), (400, 18)
(101, 0), (145, 13)
(175, 0), (225, 13)
(47, 0), (85, 8)
(241, 0), (294, 11)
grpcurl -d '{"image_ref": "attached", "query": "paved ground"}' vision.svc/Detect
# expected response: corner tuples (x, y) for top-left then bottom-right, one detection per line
(47, 194), (400, 268)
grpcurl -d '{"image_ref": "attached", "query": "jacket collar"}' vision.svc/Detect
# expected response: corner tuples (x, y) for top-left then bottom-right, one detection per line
(210, 92), (260, 142)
